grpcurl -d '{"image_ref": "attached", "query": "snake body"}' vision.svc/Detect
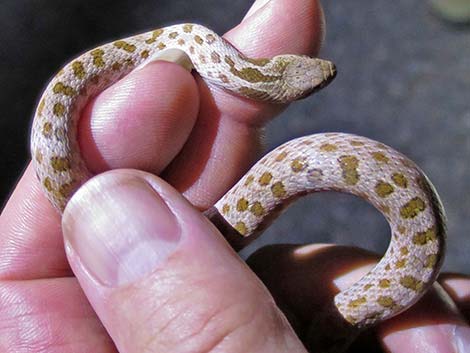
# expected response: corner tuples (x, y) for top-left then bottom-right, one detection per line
(31, 24), (446, 332)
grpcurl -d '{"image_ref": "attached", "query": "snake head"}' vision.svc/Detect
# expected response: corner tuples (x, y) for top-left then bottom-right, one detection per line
(272, 55), (337, 102)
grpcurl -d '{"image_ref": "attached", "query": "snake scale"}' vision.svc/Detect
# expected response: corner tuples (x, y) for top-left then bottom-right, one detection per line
(31, 24), (446, 335)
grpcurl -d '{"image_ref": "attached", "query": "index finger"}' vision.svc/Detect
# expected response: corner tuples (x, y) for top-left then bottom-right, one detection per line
(0, 0), (328, 280)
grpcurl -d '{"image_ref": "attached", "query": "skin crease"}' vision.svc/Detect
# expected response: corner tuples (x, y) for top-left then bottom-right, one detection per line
(0, 0), (469, 352)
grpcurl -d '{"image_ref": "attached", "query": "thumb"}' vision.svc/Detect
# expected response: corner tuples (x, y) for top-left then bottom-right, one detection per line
(62, 169), (305, 353)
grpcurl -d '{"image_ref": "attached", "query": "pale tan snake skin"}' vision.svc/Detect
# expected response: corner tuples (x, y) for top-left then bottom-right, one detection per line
(30, 23), (446, 341)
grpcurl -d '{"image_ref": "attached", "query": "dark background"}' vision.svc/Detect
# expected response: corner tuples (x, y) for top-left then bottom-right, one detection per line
(1, 0), (469, 272)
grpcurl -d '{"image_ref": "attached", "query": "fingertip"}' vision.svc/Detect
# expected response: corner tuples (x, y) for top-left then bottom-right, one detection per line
(227, 0), (325, 57)
(378, 283), (470, 353)
(79, 61), (199, 175)
(438, 273), (470, 319)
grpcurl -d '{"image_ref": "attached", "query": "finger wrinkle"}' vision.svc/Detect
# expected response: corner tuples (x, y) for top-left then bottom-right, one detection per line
(0, 166), (67, 280)
(0, 279), (114, 353)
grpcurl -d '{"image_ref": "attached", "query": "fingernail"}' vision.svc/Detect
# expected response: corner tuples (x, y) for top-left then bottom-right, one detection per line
(136, 48), (193, 72)
(62, 172), (180, 287)
(455, 325), (470, 353)
(243, 0), (272, 21)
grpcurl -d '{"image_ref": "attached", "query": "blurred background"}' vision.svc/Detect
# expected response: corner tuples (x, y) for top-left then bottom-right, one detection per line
(1, 0), (469, 272)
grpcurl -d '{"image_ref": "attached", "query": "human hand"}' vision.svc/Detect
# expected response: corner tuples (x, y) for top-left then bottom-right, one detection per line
(1, 0), (469, 352)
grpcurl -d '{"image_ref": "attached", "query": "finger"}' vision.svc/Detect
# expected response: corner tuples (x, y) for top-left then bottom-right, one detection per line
(79, 62), (199, 174)
(439, 273), (470, 320)
(378, 282), (470, 353)
(0, 63), (198, 280)
(0, 165), (67, 280)
(163, 0), (327, 208)
(0, 278), (117, 352)
(247, 244), (377, 351)
(62, 170), (307, 353)
(246, 244), (470, 352)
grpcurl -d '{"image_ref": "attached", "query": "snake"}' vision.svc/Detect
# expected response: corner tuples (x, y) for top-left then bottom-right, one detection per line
(30, 23), (446, 342)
